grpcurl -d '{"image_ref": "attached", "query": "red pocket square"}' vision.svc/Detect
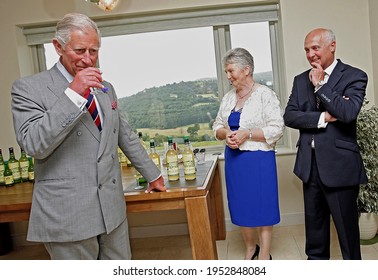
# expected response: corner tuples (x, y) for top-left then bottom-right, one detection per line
(111, 101), (118, 109)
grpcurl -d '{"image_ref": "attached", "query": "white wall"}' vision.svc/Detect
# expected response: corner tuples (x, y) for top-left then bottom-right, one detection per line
(0, 0), (375, 243)
(369, 0), (378, 101)
(281, 0), (375, 104)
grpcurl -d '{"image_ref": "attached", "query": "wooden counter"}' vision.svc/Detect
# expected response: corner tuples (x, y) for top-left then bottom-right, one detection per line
(0, 157), (225, 259)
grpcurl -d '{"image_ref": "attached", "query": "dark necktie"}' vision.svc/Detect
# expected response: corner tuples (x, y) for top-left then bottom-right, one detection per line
(85, 90), (102, 131)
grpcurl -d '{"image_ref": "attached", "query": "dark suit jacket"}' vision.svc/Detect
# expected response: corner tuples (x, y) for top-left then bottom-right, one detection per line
(283, 59), (368, 188)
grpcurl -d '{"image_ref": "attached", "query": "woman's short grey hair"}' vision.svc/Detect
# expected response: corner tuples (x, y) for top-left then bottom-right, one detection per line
(55, 13), (101, 47)
(222, 48), (254, 76)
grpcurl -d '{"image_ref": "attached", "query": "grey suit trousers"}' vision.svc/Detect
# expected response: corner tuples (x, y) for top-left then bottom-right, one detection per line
(44, 218), (131, 260)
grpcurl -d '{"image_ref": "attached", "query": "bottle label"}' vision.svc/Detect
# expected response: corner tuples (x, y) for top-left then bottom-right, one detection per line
(151, 157), (160, 167)
(20, 161), (29, 179)
(183, 161), (196, 175)
(8, 162), (21, 180)
(166, 153), (179, 176)
(182, 153), (196, 175)
(5, 175), (14, 185)
(167, 162), (179, 176)
(28, 171), (34, 181)
(182, 154), (193, 162)
(0, 165), (4, 183)
(166, 154), (177, 163)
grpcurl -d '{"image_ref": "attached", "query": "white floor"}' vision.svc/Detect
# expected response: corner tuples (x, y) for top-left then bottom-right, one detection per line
(1, 223), (378, 260)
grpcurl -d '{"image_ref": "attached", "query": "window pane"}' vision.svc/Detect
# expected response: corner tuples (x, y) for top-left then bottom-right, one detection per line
(100, 27), (220, 149)
(230, 22), (274, 89)
(43, 22), (278, 151)
(44, 27), (220, 151)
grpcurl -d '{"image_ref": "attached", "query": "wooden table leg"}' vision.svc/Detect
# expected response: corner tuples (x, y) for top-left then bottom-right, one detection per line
(209, 164), (226, 240)
(185, 194), (218, 260)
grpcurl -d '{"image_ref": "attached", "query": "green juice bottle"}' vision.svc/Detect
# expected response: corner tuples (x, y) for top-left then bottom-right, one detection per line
(8, 147), (21, 184)
(28, 157), (34, 183)
(149, 139), (161, 169)
(4, 161), (14, 187)
(19, 148), (29, 182)
(0, 149), (5, 186)
(182, 136), (196, 181)
(166, 136), (179, 181)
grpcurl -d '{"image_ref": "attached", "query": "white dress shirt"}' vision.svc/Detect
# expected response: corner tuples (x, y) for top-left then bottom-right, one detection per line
(316, 59), (338, 128)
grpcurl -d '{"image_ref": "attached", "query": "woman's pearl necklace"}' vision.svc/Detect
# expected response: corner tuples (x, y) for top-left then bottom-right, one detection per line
(237, 81), (255, 99)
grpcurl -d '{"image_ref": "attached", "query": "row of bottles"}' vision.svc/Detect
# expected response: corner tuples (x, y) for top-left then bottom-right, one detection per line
(166, 136), (196, 181)
(0, 147), (34, 187)
(117, 134), (197, 183)
(118, 132), (155, 184)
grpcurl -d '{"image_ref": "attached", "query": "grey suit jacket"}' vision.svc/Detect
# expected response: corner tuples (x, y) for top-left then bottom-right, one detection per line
(11, 65), (160, 243)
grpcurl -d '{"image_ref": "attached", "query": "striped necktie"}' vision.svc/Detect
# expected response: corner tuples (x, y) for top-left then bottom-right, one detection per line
(85, 91), (102, 131)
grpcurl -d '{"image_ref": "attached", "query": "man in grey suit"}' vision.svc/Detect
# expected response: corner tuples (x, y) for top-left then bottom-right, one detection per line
(11, 13), (165, 260)
(284, 28), (367, 259)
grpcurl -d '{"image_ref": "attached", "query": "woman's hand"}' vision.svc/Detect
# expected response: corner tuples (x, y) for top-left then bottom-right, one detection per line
(226, 132), (238, 149)
(227, 130), (249, 149)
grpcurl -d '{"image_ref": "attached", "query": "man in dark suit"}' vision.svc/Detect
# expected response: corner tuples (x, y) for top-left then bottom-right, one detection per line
(283, 28), (368, 260)
(11, 13), (165, 260)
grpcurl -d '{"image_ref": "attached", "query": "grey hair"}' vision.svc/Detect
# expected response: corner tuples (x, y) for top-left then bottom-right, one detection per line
(222, 48), (254, 76)
(55, 13), (101, 47)
(322, 29), (336, 44)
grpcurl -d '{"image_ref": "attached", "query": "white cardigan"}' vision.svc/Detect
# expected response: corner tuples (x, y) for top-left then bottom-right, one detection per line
(213, 85), (284, 151)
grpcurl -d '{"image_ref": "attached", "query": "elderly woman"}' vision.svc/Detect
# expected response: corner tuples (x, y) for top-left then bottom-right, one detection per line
(213, 48), (284, 260)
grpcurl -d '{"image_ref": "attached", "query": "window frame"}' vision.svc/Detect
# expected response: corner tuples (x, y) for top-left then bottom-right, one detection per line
(22, 3), (288, 152)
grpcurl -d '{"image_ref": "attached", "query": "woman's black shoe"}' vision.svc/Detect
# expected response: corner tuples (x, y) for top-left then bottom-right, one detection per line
(251, 245), (260, 260)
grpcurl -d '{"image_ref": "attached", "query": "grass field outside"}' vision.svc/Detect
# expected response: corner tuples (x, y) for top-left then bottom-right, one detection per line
(136, 123), (222, 152)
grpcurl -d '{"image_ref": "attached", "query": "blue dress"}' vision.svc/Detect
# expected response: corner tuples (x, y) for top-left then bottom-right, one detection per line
(224, 110), (280, 227)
